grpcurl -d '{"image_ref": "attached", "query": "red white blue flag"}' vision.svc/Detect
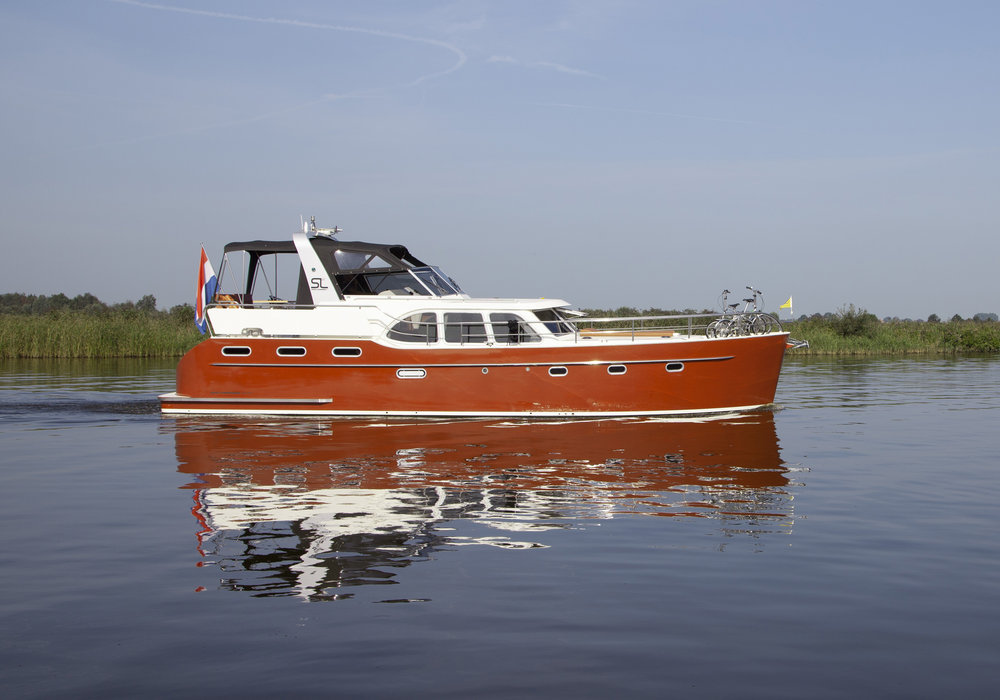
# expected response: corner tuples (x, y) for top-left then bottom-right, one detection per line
(195, 245), (218, 334)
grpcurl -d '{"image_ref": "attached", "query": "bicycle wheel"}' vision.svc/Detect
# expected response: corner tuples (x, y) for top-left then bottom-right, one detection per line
(749, 313), (780, 334)
(747, 314), (768, 334)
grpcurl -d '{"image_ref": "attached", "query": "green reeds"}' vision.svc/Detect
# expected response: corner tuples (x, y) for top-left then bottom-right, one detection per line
(580, 305), (1000, 355)
(3, 307), (998, 358)
(0, 311), (203, 359)
(783, 318), (1000, 355)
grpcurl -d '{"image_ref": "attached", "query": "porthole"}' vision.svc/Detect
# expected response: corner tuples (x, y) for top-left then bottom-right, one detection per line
(548, 366), (568, 377)
(221, 346), (251, 356)
(607, 364), (627, 375)
(666, 362), (684, 372)
(482, 367), (489, 374)
(396, 368), (427, 379)
(332, 347), (362, 357)
(277, 346), (306, 356)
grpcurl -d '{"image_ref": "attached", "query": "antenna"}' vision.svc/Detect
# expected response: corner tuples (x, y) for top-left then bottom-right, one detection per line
(307, 216), (341, 238)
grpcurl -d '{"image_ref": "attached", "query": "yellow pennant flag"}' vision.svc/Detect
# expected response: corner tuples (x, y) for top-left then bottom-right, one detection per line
(779, 297), (793, 310)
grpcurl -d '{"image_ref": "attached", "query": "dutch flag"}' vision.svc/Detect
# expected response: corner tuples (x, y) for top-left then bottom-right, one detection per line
(195, 245), (218, 334)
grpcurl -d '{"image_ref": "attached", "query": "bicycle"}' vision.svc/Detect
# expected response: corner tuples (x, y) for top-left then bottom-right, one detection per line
(706, 289), (739, 338)
(742, 286), (780, 335)
(706, 287), (781, 337)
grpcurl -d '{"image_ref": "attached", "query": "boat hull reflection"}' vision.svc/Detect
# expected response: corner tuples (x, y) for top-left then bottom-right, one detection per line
(171, 412), (792, 600)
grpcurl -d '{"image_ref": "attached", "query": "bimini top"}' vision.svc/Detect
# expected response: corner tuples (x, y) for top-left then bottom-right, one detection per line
(223, 238), (427, 270)
(217, 235), (464, 304)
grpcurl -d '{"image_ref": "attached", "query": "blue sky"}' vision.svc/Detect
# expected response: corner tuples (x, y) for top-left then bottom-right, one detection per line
(2, 0), (998, 319)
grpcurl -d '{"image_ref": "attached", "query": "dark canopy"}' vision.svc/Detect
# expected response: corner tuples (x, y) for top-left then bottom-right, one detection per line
(222, 238), (427, 271)
(220, 237), (431, 303)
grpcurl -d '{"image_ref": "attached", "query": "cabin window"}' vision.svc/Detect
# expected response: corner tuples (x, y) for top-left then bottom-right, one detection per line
(388, 313), (438, 343)
(535, 308), (575, 335)
(444, 313), (487, 344)
(490, 313), (540, 344)
(413, 267), (462, 296)
(221, 346), (251, 356)
(277, 346), (306, 356)
(608, 364), (627, 375)
(332, 347), (363, 357)
(365, 271), (429, 296)
(549, 366), (568, 377)
(666, 362), (685, 372)
(248, 252), (303, 304)
(335, 250), (392, 270)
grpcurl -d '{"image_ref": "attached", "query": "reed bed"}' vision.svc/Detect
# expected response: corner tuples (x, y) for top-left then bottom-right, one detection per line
(581, 306), (1000, 356)
(0, 311), (203, 359)
(2, 308), (998, 358)
(784, 319), (1000, 355)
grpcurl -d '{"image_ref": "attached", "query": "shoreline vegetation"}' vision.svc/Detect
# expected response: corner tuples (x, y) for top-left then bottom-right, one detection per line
(580, 304), (1000, 355)
(1, 293), (201, 359)
(2, 293), (998, 358)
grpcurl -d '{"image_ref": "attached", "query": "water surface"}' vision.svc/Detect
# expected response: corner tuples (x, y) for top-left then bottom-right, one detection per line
(1, 356), (997, 698)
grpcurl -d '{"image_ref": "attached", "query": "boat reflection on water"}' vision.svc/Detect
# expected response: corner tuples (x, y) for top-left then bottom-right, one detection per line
(170, 411), (794, 600)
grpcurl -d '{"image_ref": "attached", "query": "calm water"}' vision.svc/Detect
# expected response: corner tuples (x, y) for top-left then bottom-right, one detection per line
(1, 356), (998, 698)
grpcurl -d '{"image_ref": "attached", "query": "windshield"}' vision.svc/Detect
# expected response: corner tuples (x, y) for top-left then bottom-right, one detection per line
(346, 266), (464, 297)
(535, 308), (576, 335)
(414, 267), (463, 295)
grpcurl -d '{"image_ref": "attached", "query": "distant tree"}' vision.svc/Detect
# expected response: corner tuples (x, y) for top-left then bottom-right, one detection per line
(831, 304), (879, 338)
(0, 293), (32, 314)
(951, 314), (964, 322)
(45, 293), (71, 312)
(69, 293), (100, 310)
(927, 313), (941, 323)
(136, 294), (158, 314)
(973, 312), (998, 322)
(169, 304), (194, 324)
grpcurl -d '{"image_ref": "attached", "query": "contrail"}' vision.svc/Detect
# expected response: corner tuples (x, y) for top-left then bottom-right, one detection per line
(110, 0), (467, 86)
(535, 101), (755, 125)
(80, 1), (468, 150)
(488, 55), (602, 80)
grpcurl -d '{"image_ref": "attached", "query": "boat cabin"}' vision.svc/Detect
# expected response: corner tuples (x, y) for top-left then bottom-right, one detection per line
(206, 230), (581, 345)
(214, 236), (464, 306)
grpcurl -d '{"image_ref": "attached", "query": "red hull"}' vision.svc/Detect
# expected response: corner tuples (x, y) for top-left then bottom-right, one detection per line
(161, 333), (789, 417)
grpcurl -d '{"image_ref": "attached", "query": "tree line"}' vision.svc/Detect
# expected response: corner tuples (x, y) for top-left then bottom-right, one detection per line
(0, 292), (193, 321)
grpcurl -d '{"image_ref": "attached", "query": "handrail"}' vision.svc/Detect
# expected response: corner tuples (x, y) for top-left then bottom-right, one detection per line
(573, 312), (719, 340)
(206, 303), (783, 343)
(572, 312), (713, 324)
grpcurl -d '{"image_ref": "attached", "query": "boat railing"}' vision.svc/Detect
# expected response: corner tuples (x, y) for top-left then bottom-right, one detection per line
(571, 312), (721, 340)
(210, 296), (317, 310)
(207, 302), (784, 344)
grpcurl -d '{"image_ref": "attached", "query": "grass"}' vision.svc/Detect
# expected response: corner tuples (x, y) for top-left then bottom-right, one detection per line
(0, 310), (203, 359)
(783, 318), (1000, 355)
(2, 306), (998, 358)
(581, 304), (1000, 356)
